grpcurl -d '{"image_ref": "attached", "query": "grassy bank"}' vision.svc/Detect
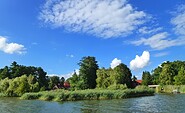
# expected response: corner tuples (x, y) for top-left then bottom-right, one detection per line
(20, 87), (154, 101)
(157, 85), (185, 93)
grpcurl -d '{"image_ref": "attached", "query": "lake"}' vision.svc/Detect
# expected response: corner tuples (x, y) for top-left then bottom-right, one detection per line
(0, 94), (184, 113)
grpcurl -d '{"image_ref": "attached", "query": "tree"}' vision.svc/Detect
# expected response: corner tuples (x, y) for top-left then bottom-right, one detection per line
(111, 63), (132, 88)
(67, 72), (81, 90)
(142, 71), (152, 86)
(78, 56), (99, 89)
(151, 66), (162, 84)
(96, 68), (112, 88)
(48, 76), (60, 89)
(174, 66), (185, 85)
(0, 66), (10, 79)
(159, 64), (175, 85)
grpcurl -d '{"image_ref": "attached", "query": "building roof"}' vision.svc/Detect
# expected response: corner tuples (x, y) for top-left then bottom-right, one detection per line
(136, 80), (142, 84)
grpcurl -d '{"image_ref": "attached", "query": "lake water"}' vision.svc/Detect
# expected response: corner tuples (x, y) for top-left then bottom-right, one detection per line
(0, 94), (184, 113)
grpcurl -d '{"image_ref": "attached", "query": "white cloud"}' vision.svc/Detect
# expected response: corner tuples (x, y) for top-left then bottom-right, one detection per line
(171, 5), (185, 35)
(131, 32), (185, 50)
(154, 52), (169, 57)
(47, 69), (79, 79)
(0, 36), (25, 54)
(130, 51), (150, 70)
(66, 54), (74, 58)
(138, 26), (163, 34)
(110, 58), (122, 69)
(39, 0), (147, 38)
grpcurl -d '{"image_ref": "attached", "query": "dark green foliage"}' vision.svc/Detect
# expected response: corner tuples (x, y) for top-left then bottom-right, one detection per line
(174, 67), (185, 85)
(151, 60), (185, 85)
(112, 63), (132, 88)
(78, 56), (99, 89)
(142, 71), (152, 86)
(96, 63), (132, 89)
(48, 76), (60, 89)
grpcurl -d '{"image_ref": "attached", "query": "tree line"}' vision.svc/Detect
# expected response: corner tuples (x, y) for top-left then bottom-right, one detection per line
(0, 61), (65, 96)
(67, 56), (134, 90)
(142, 60), (185, 85)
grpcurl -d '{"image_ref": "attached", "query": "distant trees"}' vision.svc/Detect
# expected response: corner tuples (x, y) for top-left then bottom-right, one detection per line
(96, 63), (132, 89)
(151, 60), (185, 85)
(0, 61), (48, 89)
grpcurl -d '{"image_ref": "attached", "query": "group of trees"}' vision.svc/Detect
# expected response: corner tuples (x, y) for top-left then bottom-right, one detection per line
(96, 64), (132, 89)
(68, 56), (134, 90)
(142, 61), (185, 85)
(0, 62), (66, 96)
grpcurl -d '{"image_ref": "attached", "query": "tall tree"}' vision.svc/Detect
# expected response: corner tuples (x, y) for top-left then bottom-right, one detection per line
(142, 71), (152, 86)
(96, 68), (112, 88)
(78, 56), (99, 89)
(159, 64), (175, 85)
(111, 63), (132, 88)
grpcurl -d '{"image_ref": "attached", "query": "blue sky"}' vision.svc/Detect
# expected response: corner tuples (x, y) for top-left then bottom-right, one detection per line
(0, 0), (185, 79)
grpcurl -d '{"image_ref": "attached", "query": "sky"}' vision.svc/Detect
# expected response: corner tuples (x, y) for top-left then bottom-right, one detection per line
(0, 0), (185, 79)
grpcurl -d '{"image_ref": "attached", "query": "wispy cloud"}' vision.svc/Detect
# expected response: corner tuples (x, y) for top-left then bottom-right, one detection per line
(110, 58), (121, 69)
(66, 54), (74, 58)
(131, 32), (185, 50)
(39, 0), (147, 38)
(154, 52), (169, 57)
(171, 4), (185, 35)
(130, 51), (150, 70)
(0, 36), (26, 54)
(138, 26), (163, 34)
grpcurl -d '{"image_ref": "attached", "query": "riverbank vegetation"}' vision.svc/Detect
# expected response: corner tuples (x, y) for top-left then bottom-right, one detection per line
(21, 86), (154, 101)
(3, 57), (185, 99)
(142, 60), (185, 86)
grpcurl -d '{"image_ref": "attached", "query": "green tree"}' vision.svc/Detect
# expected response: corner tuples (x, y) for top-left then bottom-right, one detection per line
(151, 66), (162, 84)
(96, 68), (112, 88)
(68, 72), (80, 90)
(0, 66), (10, 79)
(159, 64), (175, 85)
(111, 63), (132, 88)
(48, 76), (60, 89)
(142, 71), (152, 86)
(174, 66), (185, 85)
(78, 56), (99, 89)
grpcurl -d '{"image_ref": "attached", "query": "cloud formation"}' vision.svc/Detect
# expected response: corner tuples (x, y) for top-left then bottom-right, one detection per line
(171, 5), (185, 35)
(110, 58), (121, 69)
(131, 32), (185, 50)
(138, 26), (163, 34)
(40, 0), (147, 38)
(130, 51), (150, 70)
(0, 36), (25, 54)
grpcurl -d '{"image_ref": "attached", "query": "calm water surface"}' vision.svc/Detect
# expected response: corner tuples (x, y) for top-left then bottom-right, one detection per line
(0, 94), (184, 113)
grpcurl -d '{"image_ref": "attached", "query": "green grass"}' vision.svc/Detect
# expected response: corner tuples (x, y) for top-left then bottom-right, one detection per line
(20, 87), (154, 102)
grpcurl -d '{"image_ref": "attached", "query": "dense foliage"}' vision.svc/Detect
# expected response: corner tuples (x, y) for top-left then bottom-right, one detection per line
(0, 62), (66, 96)
(96, 63), (132, 89)
(68, 56), (99, 90)
(142, 71), (152, 86)
(150, 61), (185, 85)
